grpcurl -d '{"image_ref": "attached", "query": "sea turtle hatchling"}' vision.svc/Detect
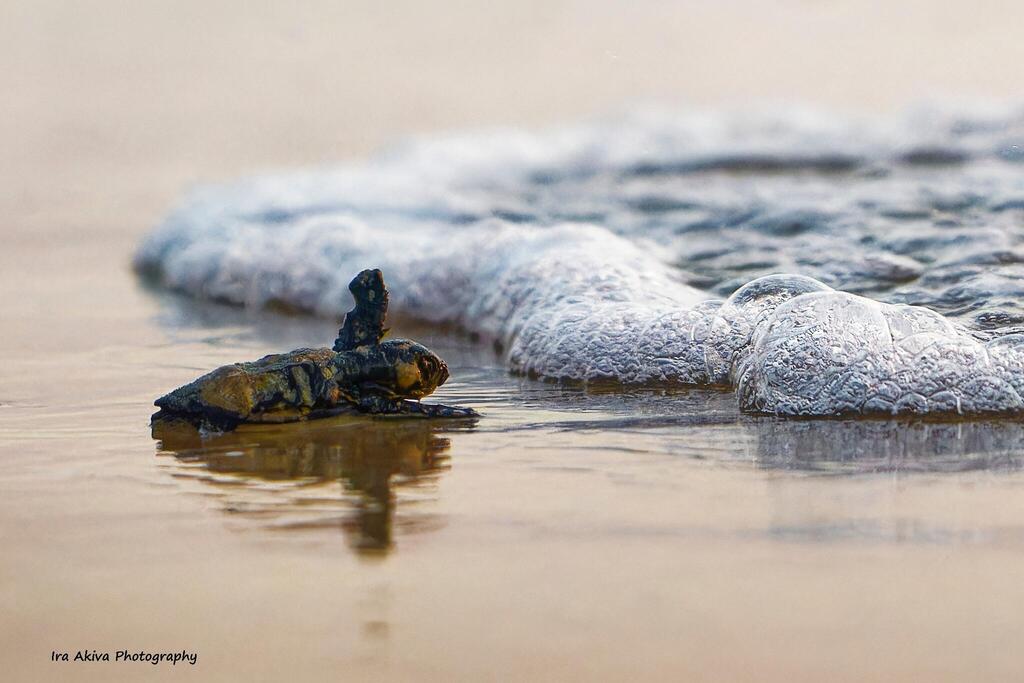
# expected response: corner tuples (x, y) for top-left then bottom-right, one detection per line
(151, 269), (478, 430)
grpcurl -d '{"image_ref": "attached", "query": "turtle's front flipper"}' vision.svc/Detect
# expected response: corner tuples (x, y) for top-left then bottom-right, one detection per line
(357, 394), (478, 418)
(333, 269), (389, 351)
(400, 400), (479, 418)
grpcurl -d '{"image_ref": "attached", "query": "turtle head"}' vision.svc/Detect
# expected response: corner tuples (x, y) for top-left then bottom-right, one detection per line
(370, 339), (450, 399)
(406, 345), (450, 398)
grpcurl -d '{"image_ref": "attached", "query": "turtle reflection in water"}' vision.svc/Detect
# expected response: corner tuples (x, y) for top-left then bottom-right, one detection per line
(152, 269), (478, 430)
(154, 417), (457, 552)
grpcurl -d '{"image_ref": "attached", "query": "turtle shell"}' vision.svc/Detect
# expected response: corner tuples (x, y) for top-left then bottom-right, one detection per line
(154, 347), (344, 425)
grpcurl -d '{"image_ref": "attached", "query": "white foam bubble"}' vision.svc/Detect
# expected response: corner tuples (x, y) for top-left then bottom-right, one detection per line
(736, 288), (1024, 416)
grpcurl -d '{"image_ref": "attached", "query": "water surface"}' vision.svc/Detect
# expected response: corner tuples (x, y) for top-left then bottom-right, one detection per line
(6, 225), (1024, 681)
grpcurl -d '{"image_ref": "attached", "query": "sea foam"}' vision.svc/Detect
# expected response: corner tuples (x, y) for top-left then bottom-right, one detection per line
(136, 105), (1024, 417)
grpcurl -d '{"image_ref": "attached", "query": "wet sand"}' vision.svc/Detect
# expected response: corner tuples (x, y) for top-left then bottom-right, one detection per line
(6, 2), (1024, 681)
(8, 279), (1024, 683)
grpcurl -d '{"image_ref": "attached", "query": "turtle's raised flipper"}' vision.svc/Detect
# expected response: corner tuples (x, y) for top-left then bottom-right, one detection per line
(357, 394), (478, 418)
(333, 269), (389, 351)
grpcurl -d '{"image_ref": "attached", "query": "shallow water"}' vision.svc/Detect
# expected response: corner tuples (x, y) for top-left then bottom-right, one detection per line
(6, 220), (1024, 681)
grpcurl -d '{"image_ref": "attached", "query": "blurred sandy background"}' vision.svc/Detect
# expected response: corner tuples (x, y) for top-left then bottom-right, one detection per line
(4, 0), (1024, 240)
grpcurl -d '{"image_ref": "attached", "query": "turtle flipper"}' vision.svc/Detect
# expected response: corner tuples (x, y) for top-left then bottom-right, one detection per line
(333, 269), (389, 351)
(400, 400), (479, 418)
(357, 394), (478, 419)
